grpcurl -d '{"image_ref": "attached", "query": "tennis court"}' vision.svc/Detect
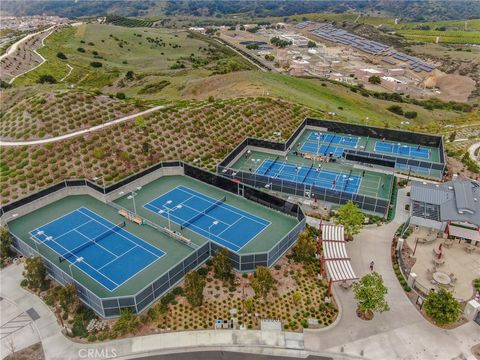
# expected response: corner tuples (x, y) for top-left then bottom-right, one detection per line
(300, 132), (359, 158)
(29, 207), (165, 291)
(256, 159), (361, 194)
(374, 141), (430, 159)
(143, 186), (271, 252)
(306, 132), (359, 147)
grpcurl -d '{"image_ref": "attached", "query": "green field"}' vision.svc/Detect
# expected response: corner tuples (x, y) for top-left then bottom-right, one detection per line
(14, 23), (249, 88)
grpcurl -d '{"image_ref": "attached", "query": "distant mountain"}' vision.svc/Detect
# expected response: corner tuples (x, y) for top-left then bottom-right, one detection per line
(1, 0), (479, 22)
(0, 0), (155, 18)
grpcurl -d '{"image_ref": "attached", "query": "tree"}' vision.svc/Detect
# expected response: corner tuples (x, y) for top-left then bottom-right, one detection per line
(368, 75), (381, 84)
(353, 272), (389, 318)
(448, 131), (457, 142)
(125, 70), (135, 81)
(56, 52), (67, 60)
(404, 111), (417, 119)
(292, 291), (302, 306)
(307, 40), (317, 48)
(251, 266), (275, 300)
(37, 74), (57, 84)
(424, 289), (461, 325)
(142, 141), (151, 155)
(244, 297), (255, 313)
(135, 115), (146, 129)
(334, 201), (365, 240)
(23, 257), (46, 290)
(183, 271), (205, 307)
(212, 248), (232, 280)
(387, 105), (404, 115)
(292, 228), (316, 264)
(90, 61), (102, 68)
(264, 54), (275, 61)
(58, 284), (79, 314)
(0, 227), (12, 264)
(113, 308), (139, 335)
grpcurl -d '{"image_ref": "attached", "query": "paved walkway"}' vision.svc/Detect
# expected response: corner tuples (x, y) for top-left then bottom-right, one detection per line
(469, 142), (480, 165)
(304, 187), (479, 359)
(0, 105), (166, 147)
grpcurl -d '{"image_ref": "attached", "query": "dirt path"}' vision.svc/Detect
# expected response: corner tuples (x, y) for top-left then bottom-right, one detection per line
(0, 105), (166, 147)
(59, 63), (73, 82)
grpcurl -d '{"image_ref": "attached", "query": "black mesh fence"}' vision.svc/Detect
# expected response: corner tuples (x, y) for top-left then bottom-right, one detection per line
(246, 138), (285, 152)
(344, 150), (396, 168)
(219, 166), (390, 215)
(285, 118), (307, 150)
(218, 139), (248, 168)
(305, 118), (443, 148)
(1, 181), (66, 214)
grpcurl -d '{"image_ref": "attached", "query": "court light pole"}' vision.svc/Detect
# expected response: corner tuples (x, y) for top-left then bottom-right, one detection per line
(68, 257), (84, 282)
(162, 200), (173, 229)
(208, 221), (219, 240)
(127, 187), (142, 215)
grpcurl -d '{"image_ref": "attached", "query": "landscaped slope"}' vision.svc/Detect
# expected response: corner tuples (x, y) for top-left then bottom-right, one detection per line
(0, 90), (141, 140)
(0, 97), (321, 203)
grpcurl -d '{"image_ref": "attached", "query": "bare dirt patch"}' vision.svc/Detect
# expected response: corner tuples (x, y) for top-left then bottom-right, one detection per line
(435, 73), (476, 102)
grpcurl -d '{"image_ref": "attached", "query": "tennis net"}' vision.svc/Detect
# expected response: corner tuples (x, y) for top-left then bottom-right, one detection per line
(59, 221), (126, 262)
(263, 156), (279, 176)
(180, 196), (226, 230)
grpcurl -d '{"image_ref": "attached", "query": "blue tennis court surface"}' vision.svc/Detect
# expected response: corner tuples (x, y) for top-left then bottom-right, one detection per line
(30, 207), (165, 291)
(306, 132), (359, 147)
(300, 132), (359, 157)
(144, 186), (271, 252)
(374, 141), (430, 159)
(256, 159), (361, 194)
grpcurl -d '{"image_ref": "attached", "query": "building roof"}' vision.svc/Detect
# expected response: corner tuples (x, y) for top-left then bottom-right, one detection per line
(410, 179), (480, 226)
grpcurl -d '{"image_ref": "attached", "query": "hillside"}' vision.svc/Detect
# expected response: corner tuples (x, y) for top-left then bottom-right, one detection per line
(2, 0), (480, 22)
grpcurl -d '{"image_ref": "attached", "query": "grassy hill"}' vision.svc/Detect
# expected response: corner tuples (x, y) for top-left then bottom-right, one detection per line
(14, 23), (253, 88)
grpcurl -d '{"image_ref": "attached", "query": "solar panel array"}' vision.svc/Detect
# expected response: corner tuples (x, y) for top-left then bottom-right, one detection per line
(295, 21), (315, 29)
(310, 23), (435, 72)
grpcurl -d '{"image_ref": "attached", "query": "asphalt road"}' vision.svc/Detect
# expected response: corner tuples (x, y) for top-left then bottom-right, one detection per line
(133, 351), (332, 360)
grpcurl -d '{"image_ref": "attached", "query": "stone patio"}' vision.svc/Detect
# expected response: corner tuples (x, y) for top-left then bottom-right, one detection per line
(405, 226), (480, 301)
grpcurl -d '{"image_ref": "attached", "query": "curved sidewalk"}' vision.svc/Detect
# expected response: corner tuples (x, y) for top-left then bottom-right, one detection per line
(0, 105), (166, 147)
(304, 187), (479, 359)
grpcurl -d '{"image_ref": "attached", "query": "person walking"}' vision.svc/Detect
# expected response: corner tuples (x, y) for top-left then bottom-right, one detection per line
(370, 261), (375, 272)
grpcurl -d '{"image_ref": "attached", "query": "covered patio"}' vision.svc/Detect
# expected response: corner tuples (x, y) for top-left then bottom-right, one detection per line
(319, 223), (358, 291)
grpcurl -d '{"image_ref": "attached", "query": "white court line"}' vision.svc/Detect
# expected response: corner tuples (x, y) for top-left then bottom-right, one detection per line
(97, 244), (138, 271)
(145, 186), (271, 252)
(29, 208), (90, 237)
(77, 207), (163, 259)
(177, 186), (270, 227)
(40, 228), (120, 287)
(73, 229), (120, 259)
(216, 216), (244, 237)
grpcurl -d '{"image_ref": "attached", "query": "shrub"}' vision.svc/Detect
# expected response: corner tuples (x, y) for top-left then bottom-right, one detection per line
(404, 111), (418, 119)
(387, 105), (403, 115)
(77, 47), (86, 52)
(37, 74), (57, 84)
(115, 92), (126, 100)
(424, 289), (461, 325)
(90, 61), (103, 68)
(57, 52), (67, 60)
